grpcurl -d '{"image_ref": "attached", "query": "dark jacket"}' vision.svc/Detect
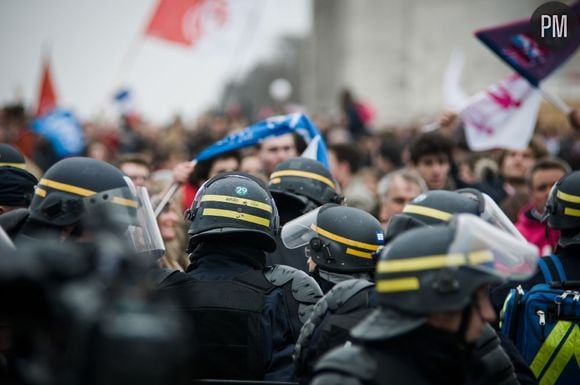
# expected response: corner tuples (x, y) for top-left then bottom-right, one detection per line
(157, 242), (321, 382)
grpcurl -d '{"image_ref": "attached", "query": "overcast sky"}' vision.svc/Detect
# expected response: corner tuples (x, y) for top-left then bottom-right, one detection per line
(0, 0), (312, 124)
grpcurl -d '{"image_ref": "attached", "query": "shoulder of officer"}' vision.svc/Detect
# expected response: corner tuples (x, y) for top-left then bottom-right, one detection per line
(312, 345), (376, 383)
(264, 264), (323, 304)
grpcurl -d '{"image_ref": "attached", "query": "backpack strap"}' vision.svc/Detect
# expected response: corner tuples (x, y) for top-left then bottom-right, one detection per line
(538, 257), (556, 283)
(548, 254), (567, 282)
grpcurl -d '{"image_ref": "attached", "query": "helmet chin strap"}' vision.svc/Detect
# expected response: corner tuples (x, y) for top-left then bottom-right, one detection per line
(455, 293), (481, 350)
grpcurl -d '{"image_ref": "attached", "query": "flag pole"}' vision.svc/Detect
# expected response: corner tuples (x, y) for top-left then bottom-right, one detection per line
(154, 159), (197, 217)
(538, 87), (572, 115)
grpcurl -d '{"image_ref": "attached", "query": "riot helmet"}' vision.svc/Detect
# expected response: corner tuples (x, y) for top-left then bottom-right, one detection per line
(187, 172), (279, 252)
(352, 214), (538, 341)
(269, 157), (342, 224)
(0, 143), (26, 169)
(386, 189), (523, 242)
(29, 157), (137, 228)
(543, 171), (580, 246)
(281, 204), (384, 273)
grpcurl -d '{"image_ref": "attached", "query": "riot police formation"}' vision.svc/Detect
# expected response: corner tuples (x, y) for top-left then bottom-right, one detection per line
(156, 172), (323, 381)
(267, 157), (343, 271)
(310, 215), (539, 385)
(0, 156), (187, 385)
(283, 204), (383, 380)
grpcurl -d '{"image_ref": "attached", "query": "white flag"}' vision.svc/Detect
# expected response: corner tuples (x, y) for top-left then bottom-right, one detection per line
(443, 50), (469, 111)
(460, 75), (541, 151)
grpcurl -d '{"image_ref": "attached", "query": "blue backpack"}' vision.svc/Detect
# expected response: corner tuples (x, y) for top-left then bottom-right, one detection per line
(501, 255), (580, 385)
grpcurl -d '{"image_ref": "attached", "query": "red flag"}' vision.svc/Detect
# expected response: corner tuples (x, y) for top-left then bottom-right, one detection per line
(36, 59), (57, 117)
(145, 0), (228, 47)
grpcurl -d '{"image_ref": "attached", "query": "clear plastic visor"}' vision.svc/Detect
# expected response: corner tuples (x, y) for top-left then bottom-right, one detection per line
(448, 214), (538, 281)
(281, 207), (322, 249)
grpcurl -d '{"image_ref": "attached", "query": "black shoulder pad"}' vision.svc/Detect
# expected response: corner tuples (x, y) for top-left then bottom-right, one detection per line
(313, 345), (376, 381)
(264, 264), (322, 304)
(0, 208), (29, 236)
(325, 279), (375, 313)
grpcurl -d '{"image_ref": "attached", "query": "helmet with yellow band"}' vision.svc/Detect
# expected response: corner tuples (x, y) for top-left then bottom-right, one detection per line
(352, 214), (538, 341)
(268, 158), (342, 224)
(281, 204), (384, 273)
(187, 172), (279, 252)
(543, 171), (580, 246)
(29, 157), (139, 227)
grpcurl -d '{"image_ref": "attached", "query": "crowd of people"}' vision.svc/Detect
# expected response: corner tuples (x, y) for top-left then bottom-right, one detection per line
(1, 95), (580, 385)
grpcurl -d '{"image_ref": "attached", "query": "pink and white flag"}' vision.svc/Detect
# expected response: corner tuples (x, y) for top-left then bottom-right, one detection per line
(460, 74), (541, 151)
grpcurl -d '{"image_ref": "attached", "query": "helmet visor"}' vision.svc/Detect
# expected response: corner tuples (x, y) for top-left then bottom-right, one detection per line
(448, 214), (538, 281)
(126, 187), (165, 260)
(457, 189), (525, 241)
(280, 206), (322, 249)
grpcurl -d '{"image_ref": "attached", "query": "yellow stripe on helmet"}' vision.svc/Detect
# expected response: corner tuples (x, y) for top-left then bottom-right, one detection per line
(0, 162), (26, 169)
(402, 204), (452, 221)
(270, 170), (335, 189)
(377, 250), (493, 273)
(376, 277), (420, 293)
(39, 178), (96, 197)
(311, 224), (381, 251)
(201, 194), (272, 213)
(35, 187), (47, 197)
(202, 208), (270, 228)
(346, 247), (373, 259)
(557, 190), (580, 204)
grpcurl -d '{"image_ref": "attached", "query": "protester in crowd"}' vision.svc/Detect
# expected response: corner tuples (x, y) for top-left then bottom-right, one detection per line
(156, 172), (322, 381)
(377, 168), (427, 229)
(339, 89), (369, 140)
(176, 151), (241, 211)
(257, 133), (299, 177)
(311, 214), (537, 385)
(475, 137), (548, 205)
(240, 150), (267, 181)
(117, 153), (152, 188)
(328, 143), (378, 213)
(408, 131), (455, 190)
(515, 157), (570, 255)
(373, 137), (403, 176)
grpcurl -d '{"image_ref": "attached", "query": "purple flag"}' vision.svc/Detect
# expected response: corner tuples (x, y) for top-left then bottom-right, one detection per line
(475, 2), (579, 86)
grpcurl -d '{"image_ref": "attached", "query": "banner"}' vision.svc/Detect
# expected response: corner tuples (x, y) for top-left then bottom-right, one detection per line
(460, 74), (541, 151)
(145, 0), (228, 46)
(32, 108), (85, 157)
(195, 113), (329, 168)
(475, 2), (579, 86)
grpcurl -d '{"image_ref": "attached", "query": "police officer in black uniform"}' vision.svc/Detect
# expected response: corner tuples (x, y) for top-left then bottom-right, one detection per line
(156, 172), (322, 382)
(311, 214), (538, 385)
(0, 156), (143, 246)
(282, 204), (383, 380)
(267, 157), (343, 271)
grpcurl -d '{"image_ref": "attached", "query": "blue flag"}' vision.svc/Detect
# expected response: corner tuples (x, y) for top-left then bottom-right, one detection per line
(32, 108), (85, 157)
(195, 113), (329, 168)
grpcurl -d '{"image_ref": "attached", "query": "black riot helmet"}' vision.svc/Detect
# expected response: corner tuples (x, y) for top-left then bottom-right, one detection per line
(29, 157), (138, 228)
(543, 171), (580, 246)
(281, 204), (384, 273)
(352, 214), (538, 341)
(0, 143), (26, 169)
(385, 189), (523, 243)
(269, 157), (342, 224)
(187, 172), (279, 252)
